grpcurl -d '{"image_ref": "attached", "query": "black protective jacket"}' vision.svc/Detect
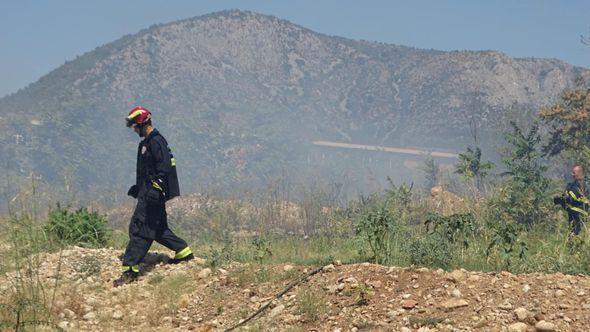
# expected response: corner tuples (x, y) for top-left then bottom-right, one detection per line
(135, 129), (180, 203)
(565, 180), (589, 217)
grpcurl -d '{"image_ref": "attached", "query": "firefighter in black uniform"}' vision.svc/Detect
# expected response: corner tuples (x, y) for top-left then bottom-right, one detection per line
(114, 106), (194, 287)
(554, 164), (589, 239)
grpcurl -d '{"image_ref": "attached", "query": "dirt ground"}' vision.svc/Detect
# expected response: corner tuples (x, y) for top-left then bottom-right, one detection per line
(1, 247), (589, 331)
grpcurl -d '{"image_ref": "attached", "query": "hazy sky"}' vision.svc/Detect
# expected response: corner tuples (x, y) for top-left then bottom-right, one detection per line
(1, 0), (589, 97)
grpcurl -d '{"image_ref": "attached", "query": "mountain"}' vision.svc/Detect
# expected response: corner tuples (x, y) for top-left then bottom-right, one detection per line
(0, 10), (588, 202)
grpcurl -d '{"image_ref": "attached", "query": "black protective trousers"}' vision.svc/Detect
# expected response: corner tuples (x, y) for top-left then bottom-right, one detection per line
(568, 210), (584, 236)
(122, 199), (188, 267)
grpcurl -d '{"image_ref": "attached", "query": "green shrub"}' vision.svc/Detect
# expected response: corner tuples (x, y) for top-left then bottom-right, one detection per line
(45, 205), (109, 247)
(354, 205), (401, 264)
(425, 212), (476, 248)
(408, 233), (452, 270)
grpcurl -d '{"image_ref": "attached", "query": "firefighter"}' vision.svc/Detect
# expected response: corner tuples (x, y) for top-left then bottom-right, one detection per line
(554, 164), (589, 239)
(114, 106), (194, 287)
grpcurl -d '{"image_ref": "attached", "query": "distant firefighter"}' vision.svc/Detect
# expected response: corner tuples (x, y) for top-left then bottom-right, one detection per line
(553, 164), (589, 239)
(114, 106), (193, 287)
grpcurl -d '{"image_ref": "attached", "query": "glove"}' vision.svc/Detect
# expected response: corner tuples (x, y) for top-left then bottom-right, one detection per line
(553, 196), (565, 209)
(127, 185), (138, 198)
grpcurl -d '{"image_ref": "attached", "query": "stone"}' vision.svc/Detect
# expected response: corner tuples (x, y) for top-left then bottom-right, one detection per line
(507, 322), (528, 332)
(83, 312), (96, 321)
(198, 268), (212, 279)
(63, 308), (76, 319)
(498, 302), (513, 310)
(440, 298), (469, 309)
(327, 285), (339, 294)
(401, 328), (412, 332)
(447, 269), (465, 282)
(523, 284), (531, 293)
(370, 280), (382, 288)
(269, 304), (285, 318)
(113, 311), (123, 320)
(323, 264), (336, 272)
(554, 289), (565, 297)
(283, 265), (294, 272)
(58, 321), (69, 330)
(514, 307), (530, 321)
(402, 299), (418, 309)
(535, 320), (556, 331)
(451, 288), (462, 298)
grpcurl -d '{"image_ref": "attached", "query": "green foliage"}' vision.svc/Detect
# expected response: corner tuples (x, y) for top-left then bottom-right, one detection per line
(492, 122), (550, 225)
(45, 205), (109, 247)
(455, 146), (494, 190)
(486, 221), (528, 269)
(425, 212), (476, 248)
(251, 237), (273, 263)
(354, 205), (401, 265)
(420, 158), (440, 189)
(206, 232), (235, 268)
(539, 88), (590, 158)
(407, 232), (452, 269)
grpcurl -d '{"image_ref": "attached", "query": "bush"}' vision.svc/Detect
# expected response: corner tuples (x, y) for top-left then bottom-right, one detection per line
(354, 205), (401, 264)
(407, 233), (453, 270)
(45, 205), (109, 247)
(425, 212), (476, 248)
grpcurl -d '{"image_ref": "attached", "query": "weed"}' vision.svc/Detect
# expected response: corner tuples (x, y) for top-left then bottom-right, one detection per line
(296, 287), (329, 322)
(75, 254), (102, 278)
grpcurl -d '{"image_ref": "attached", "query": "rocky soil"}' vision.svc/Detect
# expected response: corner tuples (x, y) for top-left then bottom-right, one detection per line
(2, 247), (590, 331)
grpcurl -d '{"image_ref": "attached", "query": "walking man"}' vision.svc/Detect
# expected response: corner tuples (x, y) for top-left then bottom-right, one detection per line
(114, 106), (193, 286)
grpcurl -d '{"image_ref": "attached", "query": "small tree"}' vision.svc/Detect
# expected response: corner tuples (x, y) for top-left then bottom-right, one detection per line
(455, 146), (494, 190)
(539, 88), (590, 163)
(420, 158), (440, 189)
(492, 122), (550, 226)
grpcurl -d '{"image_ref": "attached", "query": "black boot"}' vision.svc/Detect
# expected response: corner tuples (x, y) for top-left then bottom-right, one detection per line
(168, 253), (194, 264)
(113, 270), (139, 287)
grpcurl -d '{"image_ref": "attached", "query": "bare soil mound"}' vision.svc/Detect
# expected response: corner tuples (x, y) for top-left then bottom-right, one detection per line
(2, 247), (589, 331)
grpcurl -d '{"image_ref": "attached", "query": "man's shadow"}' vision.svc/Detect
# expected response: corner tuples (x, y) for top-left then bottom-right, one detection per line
(117, 252), (173, 275)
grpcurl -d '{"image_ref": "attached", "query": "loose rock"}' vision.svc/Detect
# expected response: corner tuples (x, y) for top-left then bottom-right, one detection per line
(440, 298), (469, 309)
(507, 322), (528, 332)
(535, 320), (556, 331)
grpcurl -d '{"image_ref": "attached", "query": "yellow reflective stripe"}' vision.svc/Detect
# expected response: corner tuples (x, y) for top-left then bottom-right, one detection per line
(568, 205), (588, 216)
(174, 247), (192, 259)
(568, 191), (589, 204)
(171, 158), (176, 167)
(152, 181), (163, 191)
(123, 265), (140, 272)
(128, 110), (143, 119)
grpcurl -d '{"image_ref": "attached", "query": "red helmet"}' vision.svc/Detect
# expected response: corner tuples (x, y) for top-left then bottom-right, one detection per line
(126, 106), (152, 127)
